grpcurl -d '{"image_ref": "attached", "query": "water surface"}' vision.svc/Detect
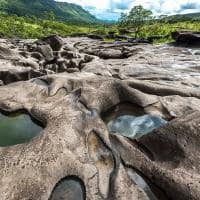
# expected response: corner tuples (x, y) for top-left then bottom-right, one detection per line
(103, 103), (167, 139)
(50, 177), (85, 200)
(108, 114), (167, 139)
(0, 111), (43, 147)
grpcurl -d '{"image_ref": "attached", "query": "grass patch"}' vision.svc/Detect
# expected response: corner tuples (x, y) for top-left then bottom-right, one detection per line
(0, 13), (199, 44)
(0, 13), (108, 38)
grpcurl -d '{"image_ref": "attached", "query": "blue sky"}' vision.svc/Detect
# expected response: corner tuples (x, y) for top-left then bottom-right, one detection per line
(56, 0), (200, 20)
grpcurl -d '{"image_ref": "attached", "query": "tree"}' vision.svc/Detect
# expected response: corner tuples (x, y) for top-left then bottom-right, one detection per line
(118, 5), (153, 37)
(43, 11), (56, 21)
(118, 13), (128, 26)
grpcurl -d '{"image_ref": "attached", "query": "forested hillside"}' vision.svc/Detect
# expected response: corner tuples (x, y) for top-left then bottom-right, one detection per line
(0, 0), (100, 24)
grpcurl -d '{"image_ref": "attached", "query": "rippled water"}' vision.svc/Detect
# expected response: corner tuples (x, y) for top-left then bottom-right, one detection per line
(108, 114), (167, 139)
(103, 103), (167, 139)
(0, 111), (43, 147)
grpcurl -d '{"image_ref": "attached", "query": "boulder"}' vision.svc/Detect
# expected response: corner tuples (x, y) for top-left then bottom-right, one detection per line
(98, 49), (123, 59)
(98, 48), (134, 59)
(39, 35), (64, 51)
(66, 68), (80, 73)
(128, 38), (151, 44)
(37, 44), (54, 62)
(60, 50), (78, 59)
(0, 45), (19, 60)
(172, 30), (200, 46)
(0, 69), (43, 84)
(87, 34), (104, 40)
(31, 52), (44, 61)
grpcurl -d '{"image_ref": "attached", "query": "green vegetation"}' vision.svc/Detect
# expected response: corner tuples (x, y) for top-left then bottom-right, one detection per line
(0, 12), (106, 38)
(0, 11), (199, 44)
(117, 5), (200, 43)
(0, 1), (199, 44)
(117, 21), (200, 44)
(0, 0), (100, 24)
(118, 5), (153, 37)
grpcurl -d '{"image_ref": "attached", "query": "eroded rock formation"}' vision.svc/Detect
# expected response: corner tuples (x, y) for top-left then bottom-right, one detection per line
(172, 30), (200, 47)
(0, 36), (200, 200)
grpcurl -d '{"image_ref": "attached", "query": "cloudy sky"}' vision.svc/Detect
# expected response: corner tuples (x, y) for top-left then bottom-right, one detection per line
(56, 0), (200, 20)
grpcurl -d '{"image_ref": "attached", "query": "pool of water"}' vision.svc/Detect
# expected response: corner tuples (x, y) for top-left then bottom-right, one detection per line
(50, 177), (85, 200)
(102, 103), (167, 139)
(0, 111), (43, 147)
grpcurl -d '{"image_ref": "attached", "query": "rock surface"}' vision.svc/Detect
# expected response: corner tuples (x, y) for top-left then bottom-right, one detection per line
(172, 30), (200, 46)
(0, 36), (200, 200)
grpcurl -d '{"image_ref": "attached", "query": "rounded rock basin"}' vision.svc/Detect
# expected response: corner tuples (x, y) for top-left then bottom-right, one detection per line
(50, 177), (85, 200)
(0, 110), (43, 147)
(102, 103), (167, 139)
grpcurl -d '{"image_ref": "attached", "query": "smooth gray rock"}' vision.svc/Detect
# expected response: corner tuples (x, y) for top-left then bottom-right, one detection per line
(37, 44), (54, 61)
(0, 37), (199, 200)
(40, 35), (64, 51)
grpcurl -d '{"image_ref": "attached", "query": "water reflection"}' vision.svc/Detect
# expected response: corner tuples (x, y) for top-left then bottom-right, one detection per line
(103, 103), (167, 139)
(108, 114), (167, 139)
(0, 111), (43, 147)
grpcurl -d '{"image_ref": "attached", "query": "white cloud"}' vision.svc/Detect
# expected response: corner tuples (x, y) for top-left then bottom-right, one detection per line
(56, 0), (200, 20)
(56, 0), (109, 9)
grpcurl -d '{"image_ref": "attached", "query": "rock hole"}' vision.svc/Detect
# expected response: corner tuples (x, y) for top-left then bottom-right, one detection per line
(49, 176), (86, 200)
(102, 103), (167, 139)
(0, 110), (44, 147)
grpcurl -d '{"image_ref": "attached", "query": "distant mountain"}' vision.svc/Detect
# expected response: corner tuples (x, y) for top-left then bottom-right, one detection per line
(158, 12), (200, 23)
(172, 12), (200, 19)
(181, 12), (200, 19)
(0, 0), (100, 24)
(169, 12), (200, 20)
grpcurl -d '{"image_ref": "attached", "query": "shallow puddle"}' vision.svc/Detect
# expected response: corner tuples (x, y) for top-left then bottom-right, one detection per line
(50, 177), (85, 200)
(102, 103), (167, 139)
(0, 111), (43, 147)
